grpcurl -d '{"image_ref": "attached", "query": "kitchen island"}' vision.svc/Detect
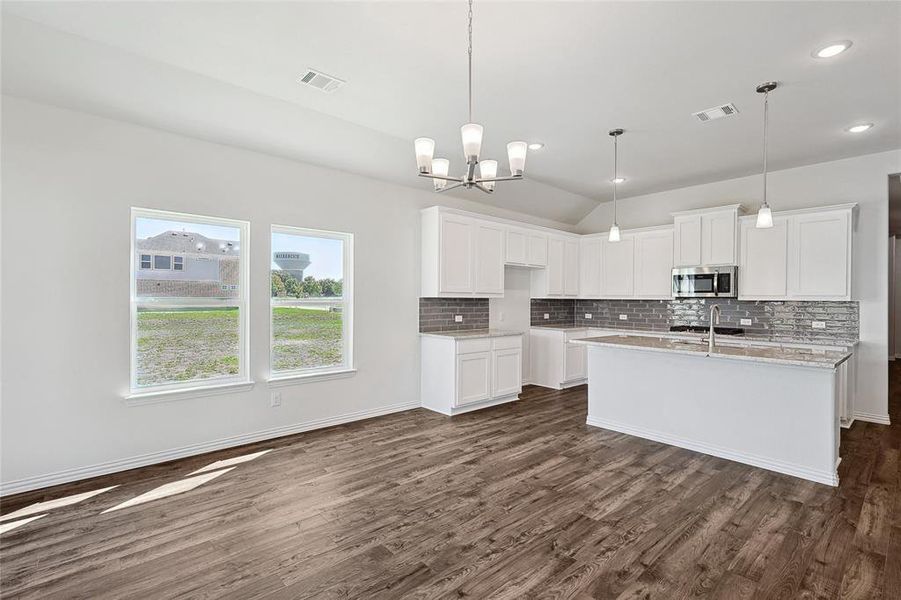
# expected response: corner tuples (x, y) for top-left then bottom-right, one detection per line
(573, 335), (852, 486)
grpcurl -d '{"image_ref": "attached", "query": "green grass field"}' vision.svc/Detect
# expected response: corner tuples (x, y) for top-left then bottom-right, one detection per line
(135, 307), (342, 386)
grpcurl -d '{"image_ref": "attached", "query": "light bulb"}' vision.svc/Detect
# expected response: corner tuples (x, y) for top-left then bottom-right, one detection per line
(608, 223), (621, 242)
(414, 138), (435, 173)
(479, 159), (498, 192)
(507, 141), (527, 176)
(431, 158), (450, 191)
(756, 205), (773, 229)
(461, 124), (483, 162)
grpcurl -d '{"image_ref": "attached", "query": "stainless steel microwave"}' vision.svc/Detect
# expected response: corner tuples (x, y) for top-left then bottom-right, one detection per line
(672, 266), (738, 298)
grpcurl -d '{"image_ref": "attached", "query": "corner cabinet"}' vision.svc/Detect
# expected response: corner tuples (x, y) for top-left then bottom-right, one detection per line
(673, 205), (741, 267)
(578, 226), (673, 299)
(739, 204), (855, 301)
(421, 334), (523, 416)
(531, 235), (580, 298)
(506, 228), (548, 267)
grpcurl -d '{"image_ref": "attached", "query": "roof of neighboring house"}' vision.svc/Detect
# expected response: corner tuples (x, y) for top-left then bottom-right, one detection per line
(136, 231), (239, 256)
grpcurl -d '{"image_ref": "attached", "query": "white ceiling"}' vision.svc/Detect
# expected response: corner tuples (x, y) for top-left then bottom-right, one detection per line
(3, 1), (900, 225)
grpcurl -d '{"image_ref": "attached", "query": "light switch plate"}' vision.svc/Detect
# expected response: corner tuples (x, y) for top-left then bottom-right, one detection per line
(454, 315), (463, 323)
(584, 313), (592, 320)
(812, 321), (826, 330)
(544, 313), (550, 320)
(740, 318), (752, 326)
(619, 314), (628, 321)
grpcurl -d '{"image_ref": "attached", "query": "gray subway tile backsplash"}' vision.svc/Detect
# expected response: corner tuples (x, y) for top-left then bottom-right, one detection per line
(531, 298), (858, 344)
(419, 298), (490, 332)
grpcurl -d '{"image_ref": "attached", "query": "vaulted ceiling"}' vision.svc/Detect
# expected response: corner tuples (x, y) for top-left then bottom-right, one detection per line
(3, 1), (899, 224)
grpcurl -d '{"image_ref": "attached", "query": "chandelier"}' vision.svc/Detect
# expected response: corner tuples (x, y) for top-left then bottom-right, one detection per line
(413, 0), (527, 194)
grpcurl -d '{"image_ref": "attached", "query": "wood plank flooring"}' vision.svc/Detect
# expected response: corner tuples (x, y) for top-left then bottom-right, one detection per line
(2, 366), (900, 599)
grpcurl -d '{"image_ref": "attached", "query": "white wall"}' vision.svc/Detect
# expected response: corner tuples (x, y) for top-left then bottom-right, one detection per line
(0, 97), (579, 493)
(489, 266), (533, 382)
(578, 150), (901, 424)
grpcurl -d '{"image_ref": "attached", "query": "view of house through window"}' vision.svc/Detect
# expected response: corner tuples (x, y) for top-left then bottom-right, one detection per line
(271, 226), (353, 375)
(131, 209), (249, 392)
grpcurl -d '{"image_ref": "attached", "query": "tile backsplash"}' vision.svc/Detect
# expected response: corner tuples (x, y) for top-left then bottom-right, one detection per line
(532, 298), (859, 344)
(419, 298), (490, 332)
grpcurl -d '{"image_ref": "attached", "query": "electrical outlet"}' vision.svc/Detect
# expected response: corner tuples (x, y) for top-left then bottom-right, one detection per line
(454, 315), (463, 323)
(498, 311), (505, 322)
(270, 391), (282, 408)
(584, 313), (593, 320)
(619, 314), (628, 321)
(740, 318), (752, 326)
(543, 313), (550, 320)
(812, 321), (826, 330)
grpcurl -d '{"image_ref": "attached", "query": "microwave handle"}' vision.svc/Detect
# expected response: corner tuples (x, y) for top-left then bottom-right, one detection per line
(713, 271), (719, 297)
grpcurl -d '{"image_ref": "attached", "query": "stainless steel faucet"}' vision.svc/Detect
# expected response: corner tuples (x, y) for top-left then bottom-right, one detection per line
(708, 304), (721, 354)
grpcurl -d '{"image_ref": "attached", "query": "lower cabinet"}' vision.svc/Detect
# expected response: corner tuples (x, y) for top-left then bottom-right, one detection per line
(530, 328), (592, 389)
(421, 334), (523, 415)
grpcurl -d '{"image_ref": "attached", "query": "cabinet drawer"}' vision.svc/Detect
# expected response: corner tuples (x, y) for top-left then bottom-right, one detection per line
(457, 338), (492, 354)
(492, 335), (522, 351)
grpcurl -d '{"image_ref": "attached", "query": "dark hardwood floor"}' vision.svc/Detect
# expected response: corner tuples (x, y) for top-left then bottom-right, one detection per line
(2, 367), (900, 599)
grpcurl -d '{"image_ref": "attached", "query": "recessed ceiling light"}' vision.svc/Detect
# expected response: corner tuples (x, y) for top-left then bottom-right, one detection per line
(528, 143), (544, 150)
(611, 177), (626, 184)
(846, 123), (874, 133)
(812, 40), (852, 59)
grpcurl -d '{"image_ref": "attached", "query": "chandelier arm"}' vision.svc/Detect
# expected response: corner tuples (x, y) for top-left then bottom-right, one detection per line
(474, 175), (524, 183)
(436, 182), (466, 193)
(474, 183), (494, 194)
(418, 173), (465, 183)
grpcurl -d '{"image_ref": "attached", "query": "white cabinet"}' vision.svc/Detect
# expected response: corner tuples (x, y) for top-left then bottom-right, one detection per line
(505, 228), (528, 265)
(564, 340), (587, 382)
(531, 235), (580, 297)
(528, 233), (548, 267)
(530, 328), (588, 389)
(474, 222), (505, 295)
(421, 207), (504, 297)
(421, 334), (523, 416)
(546, 238), (565, 295)
(601, 235), (635, 297)
(739, 216), (788, 299)
(673, 205), (740, 267)
(635, 228), (675, 299)
(579, 237), (602, 297)
(564, 240), (580, 296)
(739, 205), (855, 301)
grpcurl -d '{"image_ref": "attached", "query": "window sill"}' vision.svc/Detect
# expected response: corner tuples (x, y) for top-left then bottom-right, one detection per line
(124, 381), (255, 406)
(268, 369), (357, 387)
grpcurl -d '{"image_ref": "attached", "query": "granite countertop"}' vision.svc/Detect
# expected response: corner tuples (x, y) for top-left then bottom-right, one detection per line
(420, 329), (524, 340)
(572, 335), (852, 369)
(530, 324), (589, 331)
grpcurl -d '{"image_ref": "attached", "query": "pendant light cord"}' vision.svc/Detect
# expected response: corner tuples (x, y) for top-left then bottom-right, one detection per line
(467, 0), (473, 123)
(762, 89), (769, 208)
(613, 133), (618, 224)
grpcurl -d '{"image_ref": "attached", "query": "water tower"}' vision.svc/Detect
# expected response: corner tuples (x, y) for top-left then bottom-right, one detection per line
(273, 251), (311, 280)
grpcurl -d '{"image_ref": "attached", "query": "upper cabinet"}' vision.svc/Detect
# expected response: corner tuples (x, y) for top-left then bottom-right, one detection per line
(505, 229), (548, 267)
(635, 228), (675, 299)
(531, 235), (580, 298)
(673, 205), (741, 267)
(579, 226), (673, 300)
(739, 204), (855, 301)
(422, 207), (505, 297)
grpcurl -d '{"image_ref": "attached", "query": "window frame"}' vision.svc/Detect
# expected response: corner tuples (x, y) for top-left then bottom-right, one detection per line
(140, 254), (152, 270)
(269, 224), (354, 381)
(173, 255), (184, 271)
(129, 207), (251, 398)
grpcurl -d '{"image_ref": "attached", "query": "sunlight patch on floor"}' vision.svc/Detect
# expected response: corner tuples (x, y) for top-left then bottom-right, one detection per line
(0, 486), (118, 523)
(102, 468), (235, 513)
(188, 449), (272, 475)
(0, 514), (47, 534)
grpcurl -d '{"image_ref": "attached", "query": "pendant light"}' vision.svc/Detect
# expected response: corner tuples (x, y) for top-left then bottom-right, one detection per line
(608, 128), (624, 242)
(412, 0), (527, 194)
(755, 81), (777, 229)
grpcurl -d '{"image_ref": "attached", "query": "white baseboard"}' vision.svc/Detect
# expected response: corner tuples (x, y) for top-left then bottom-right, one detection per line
(586, 416), (839, 487)
(1, 400), (420, 497)
(852, 410), (891, 425)
(421, 394), (519, 417)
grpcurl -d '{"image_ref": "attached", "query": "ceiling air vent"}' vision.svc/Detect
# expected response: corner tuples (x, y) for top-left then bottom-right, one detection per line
(692, 103), (739, 123)
(297, 69), (346, 93)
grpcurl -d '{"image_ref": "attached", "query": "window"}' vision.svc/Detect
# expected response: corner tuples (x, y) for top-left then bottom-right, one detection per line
(130, 208), (250, 395)
(270, 225), (353, 378)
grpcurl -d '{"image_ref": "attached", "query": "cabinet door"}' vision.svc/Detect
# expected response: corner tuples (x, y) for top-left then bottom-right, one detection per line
(635, 229), (674, 298)
(789, 211), (851, 299)
(456, 352), (491, 406)
(546, 238), (565, 296)
(579, 238), (602, 298)
(564, 342), (586, 382)
(474, 222), (505, 295)
(439, 214), (474, 294)
(528, 233), (548, 266)
(702, 212), (737, 266)
(505, 228), (527, 265)
(564, 240), (580, 296)
(602, 236), (635, 297)
(673, 216), (702, 267)
(740, 217), (788, 299)
(492, 348), (522, 397)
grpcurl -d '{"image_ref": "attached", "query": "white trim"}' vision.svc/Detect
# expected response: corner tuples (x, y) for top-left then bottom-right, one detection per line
(852, 410), (891, 425)
(124, 380), (255, 406)
(268, 369), (357, 387)
(1, 400), (420, 497)
(422, 394), (519, 416)
(586, 416), (839, 486)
